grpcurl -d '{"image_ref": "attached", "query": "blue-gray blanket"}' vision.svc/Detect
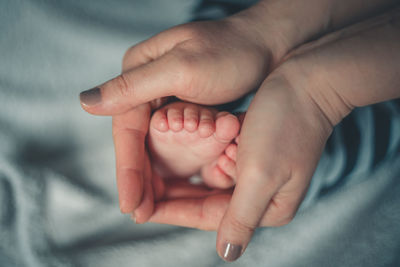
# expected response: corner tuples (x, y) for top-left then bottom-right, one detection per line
(1, 1), (399, 266)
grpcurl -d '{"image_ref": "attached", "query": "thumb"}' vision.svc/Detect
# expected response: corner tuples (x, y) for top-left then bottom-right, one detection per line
(216, 166), (285, 262)
(80, 53), (184, 115)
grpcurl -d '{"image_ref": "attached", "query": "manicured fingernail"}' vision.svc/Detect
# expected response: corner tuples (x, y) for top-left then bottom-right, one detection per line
(222, 243), (242, 262)
(80, 87), (102, 106)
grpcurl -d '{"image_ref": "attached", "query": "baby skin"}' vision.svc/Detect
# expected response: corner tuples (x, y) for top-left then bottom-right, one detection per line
(148, 101), (240, 188)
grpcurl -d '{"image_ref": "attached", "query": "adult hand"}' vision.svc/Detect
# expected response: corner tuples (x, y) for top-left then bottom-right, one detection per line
(148, 9), (400, 261)
(80, 18), (273, 115)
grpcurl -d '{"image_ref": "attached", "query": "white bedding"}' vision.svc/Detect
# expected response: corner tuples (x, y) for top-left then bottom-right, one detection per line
(1, 1), (399, 266)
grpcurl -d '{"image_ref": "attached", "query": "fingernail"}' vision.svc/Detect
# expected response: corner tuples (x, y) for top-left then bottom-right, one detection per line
(222, 243), (242, 262)
(120, 201), (129, 214)
(80, 87), (102, 106)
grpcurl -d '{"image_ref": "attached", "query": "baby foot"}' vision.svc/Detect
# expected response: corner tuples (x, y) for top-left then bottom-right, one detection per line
(148, 102), (240, 179)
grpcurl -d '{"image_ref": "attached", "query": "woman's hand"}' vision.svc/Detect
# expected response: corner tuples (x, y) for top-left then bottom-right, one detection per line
(80, 18), (273, 115)
(149, 9), (400, 261)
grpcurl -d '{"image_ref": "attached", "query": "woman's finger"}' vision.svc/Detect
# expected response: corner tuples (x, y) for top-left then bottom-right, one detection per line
(163, 179), (233, 199)
(148, 188), (301, 229)
(80, 24), (196, 115)
(80, 52), (185, 116)
(149, 194), (232, 231)
(133, 152), (155, 223)
(112, 104), (151, 213)
(152, 172), (166, 202)
(216, 166), (287, 261)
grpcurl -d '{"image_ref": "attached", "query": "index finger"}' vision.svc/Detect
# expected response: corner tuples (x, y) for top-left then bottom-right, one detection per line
(112, 104), (151, 213)
(80, 52), (183, 116)
(150, 194), (232, 231)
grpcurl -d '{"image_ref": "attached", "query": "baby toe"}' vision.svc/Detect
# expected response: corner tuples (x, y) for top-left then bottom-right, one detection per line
(215, 112), (240, 143)
(150, 109), (168, 132)
(201, 163), (235, 189)
(183, 105), (199, 132)
(198, 109), (215, 138)
(217, 154), (237, 180)
(225, 143), (237, 162)
(167, 106), (184, 132)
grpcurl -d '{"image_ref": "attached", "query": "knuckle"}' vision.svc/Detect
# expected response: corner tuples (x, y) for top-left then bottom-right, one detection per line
(272, 203), (297, 227)
(122, 45), (144, 71)
(228, 215), (256, 235)
(124, 44), (136, 57)
(274, 214), (295, 227)
(122, 47), (134, 65)
(114, 74), (131, 98)
(280, 205), (295, 218)
(176, 51), (200, 76)
(282, 214), (295, 225)
(175, 23), (204, 40)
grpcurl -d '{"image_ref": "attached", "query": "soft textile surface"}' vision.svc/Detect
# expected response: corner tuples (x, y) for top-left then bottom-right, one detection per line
(1, 1), (399, 266)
